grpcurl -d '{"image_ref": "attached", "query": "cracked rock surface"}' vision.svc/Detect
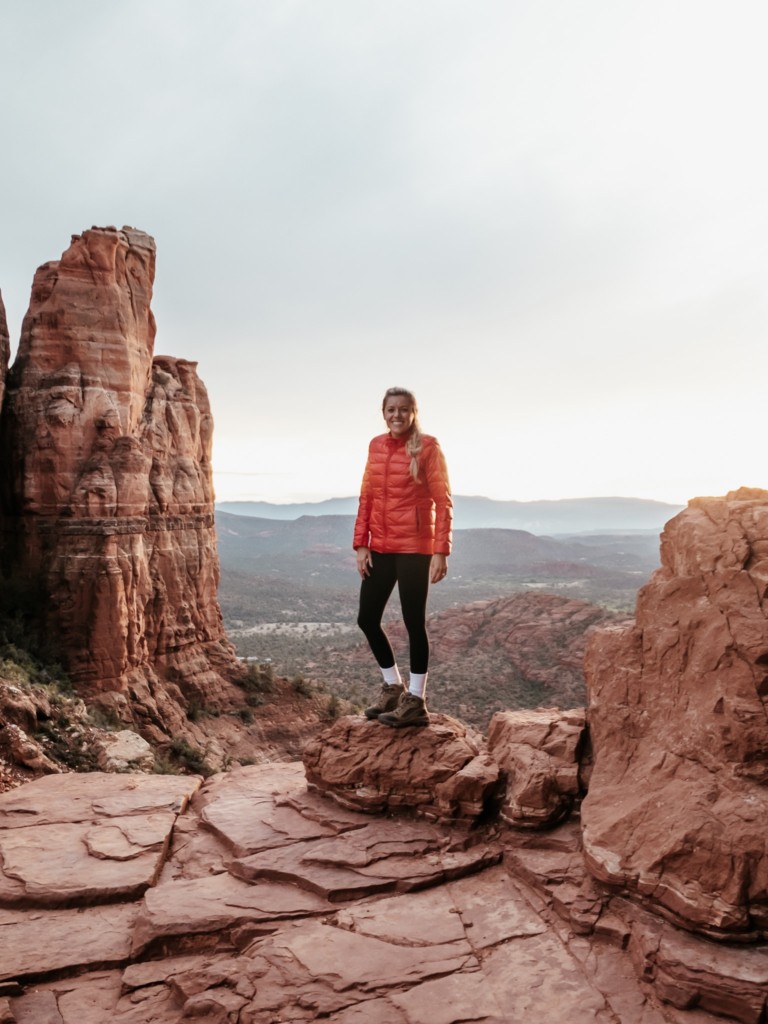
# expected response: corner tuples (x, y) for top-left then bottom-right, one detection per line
(0, 762), (760, 1023)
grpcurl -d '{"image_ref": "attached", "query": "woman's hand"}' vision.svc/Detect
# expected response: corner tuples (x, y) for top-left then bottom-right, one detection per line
(356, 547), (373, 578)
(430, 553), (448, 584)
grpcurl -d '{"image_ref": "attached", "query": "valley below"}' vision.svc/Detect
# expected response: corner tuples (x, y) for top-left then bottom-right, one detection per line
(216, 510), (658, 727)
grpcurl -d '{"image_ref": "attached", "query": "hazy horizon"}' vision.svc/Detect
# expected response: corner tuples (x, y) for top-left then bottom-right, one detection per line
(2, 1), (766, 509)
(213, 487), (687, 508)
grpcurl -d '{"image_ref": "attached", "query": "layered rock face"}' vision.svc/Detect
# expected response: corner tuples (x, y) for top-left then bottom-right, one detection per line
(0, 765), (738, 1024)
(0, 290), (9, 410)
(582, 489), (768, 940)
(0, 228), (239, 737)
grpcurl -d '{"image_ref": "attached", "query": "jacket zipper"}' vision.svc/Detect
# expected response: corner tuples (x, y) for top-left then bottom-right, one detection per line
(382, 443), (394, 550)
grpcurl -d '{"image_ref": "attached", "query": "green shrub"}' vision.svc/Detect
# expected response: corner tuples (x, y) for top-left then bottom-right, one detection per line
(239, 662), (274, 694)
(186, 701), (203, 722)
(292, 675), (312, 697)
(0, 636), (73, 694)
(153, 755), (181, 776)
(169, 738), (211, 776)
(327, 694), (342, 719)
(87, 705), (123, 730)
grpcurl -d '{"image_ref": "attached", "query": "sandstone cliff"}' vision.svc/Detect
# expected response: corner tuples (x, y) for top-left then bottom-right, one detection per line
(583, 488), (768, 942)
(0, 290), (9, 411)
(0, 228), (241, 744)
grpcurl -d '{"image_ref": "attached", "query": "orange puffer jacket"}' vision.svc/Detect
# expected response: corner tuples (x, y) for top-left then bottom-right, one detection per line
(353, 433), (453, 555)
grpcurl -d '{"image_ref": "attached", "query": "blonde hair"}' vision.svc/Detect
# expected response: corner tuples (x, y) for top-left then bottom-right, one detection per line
(382, 386), (423, 481)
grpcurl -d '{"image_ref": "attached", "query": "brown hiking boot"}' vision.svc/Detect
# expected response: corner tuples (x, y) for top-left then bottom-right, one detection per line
(364, 682), (406, 720)
(378, 692), (429, 728)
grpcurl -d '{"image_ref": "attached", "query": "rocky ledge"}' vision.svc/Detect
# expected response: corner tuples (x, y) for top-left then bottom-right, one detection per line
(2, 760), (765, 1024)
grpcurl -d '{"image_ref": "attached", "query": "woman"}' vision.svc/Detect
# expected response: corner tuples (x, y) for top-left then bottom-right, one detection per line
(353, 386), (453, 727)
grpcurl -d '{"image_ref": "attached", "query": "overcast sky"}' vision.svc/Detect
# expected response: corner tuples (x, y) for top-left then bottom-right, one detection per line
(1, 1), (766, 505)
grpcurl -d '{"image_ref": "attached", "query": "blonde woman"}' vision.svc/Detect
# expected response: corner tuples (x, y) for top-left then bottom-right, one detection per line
(353, 387), (453, 727)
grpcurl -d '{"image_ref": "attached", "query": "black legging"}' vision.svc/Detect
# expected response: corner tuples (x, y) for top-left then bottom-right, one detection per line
(357, 552), (432, 673)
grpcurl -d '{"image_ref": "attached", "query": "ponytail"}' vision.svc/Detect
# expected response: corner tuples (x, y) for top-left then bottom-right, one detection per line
(405, 427), (423, 481)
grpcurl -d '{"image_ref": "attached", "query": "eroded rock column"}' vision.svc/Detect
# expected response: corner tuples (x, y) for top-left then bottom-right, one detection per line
(0, 227), (238, 737)
(582, 488), (768, 939)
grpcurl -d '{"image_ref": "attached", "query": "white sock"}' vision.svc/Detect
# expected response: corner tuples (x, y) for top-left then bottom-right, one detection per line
(381, 665), (402, 686)
(409, 672), (427, 699)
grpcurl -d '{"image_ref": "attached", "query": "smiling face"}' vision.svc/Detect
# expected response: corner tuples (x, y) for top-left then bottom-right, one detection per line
(382, 393), (416, 438)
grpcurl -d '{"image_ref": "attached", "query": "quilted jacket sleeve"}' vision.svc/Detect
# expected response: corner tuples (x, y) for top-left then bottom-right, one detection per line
(424, 440), (453, 556)
(352, 446), (373, 550)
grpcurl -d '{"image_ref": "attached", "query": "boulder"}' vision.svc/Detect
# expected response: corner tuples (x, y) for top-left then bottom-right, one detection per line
(94, 730), (155, 772)
(302, 713), (499, 823)
(582, 490), (768, 939)
(487, 707), (586, 827)
(0, 724), (61, 775)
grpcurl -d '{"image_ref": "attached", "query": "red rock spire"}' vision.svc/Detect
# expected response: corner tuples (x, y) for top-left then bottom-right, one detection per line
(0, 227), (238, 736)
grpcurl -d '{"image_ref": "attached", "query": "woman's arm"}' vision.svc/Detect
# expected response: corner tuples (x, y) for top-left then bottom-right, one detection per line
(353, 449), (373, 551)
(424, 441), (453, 556)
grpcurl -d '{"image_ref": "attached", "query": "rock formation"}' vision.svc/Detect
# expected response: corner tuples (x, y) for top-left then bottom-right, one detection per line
(487, 706), (586, 828)
(0, 659), (345, 792)
(2, 754), (765, 1023)
(0, 290), (9, 411)
(583, 489), (768, 942)
(303, 713), (499, 823)
(0, 227), (241, 742)
(305, 492), (768, 1021)
(422, 592), (621, 712)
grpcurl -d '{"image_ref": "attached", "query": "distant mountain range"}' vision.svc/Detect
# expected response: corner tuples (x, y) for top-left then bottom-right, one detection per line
(216, 495), (684, 535)
(215, 509), (664, 621)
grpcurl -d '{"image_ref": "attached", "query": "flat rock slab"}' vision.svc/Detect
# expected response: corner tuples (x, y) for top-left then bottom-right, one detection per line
(0, 773), (200, 906)
(8, 972), (123, 1024)
(334, 866), (548, 950)
(230, 819), (501, 901)
(117, 873), (671, 1024)
(131, 870), (332, 954)
(196, 761), (369, 856)
(0, 772), (200, 828)
(0, 904), (138, 981)
(0, 811), (179, 905)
